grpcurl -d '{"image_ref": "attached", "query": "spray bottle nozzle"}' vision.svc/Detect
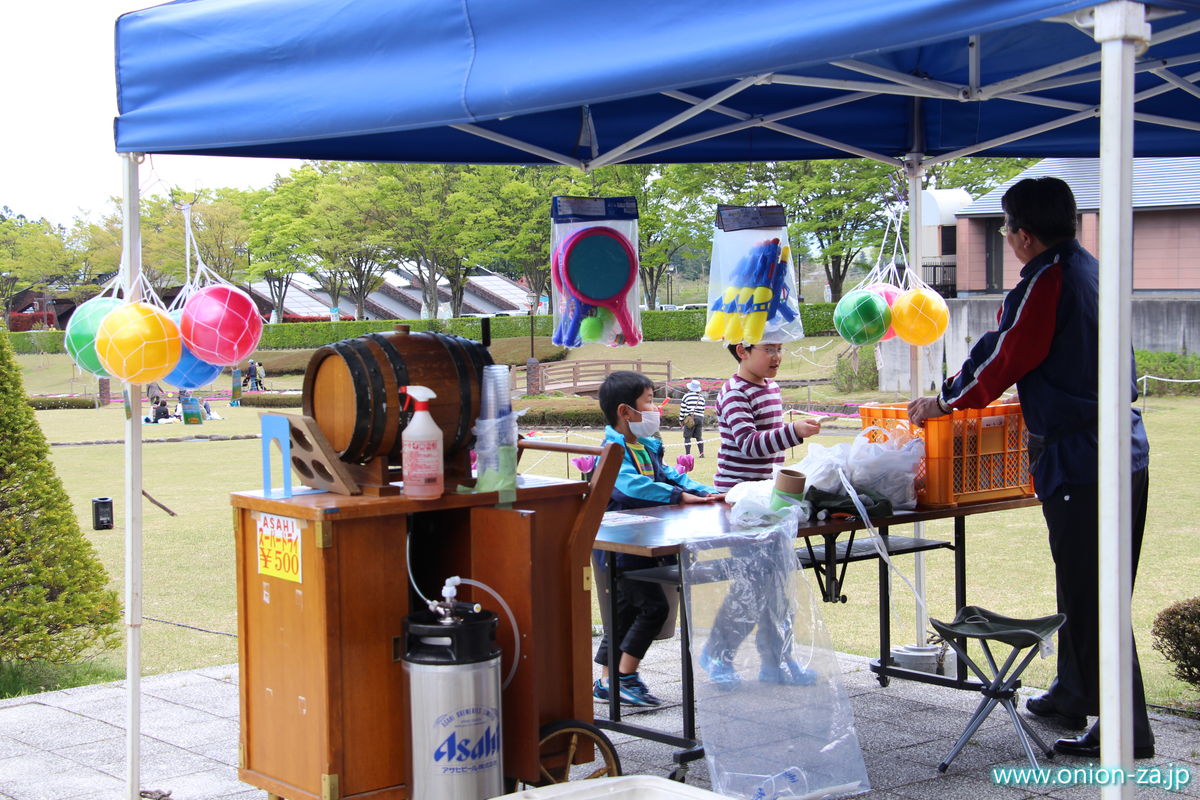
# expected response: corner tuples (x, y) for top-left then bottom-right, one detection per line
(401, 385), (437, 407)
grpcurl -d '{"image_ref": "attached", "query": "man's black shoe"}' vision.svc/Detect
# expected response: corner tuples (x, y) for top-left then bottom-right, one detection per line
(1026, 693), (1087, 730)
(1053, 732), (1154, 760)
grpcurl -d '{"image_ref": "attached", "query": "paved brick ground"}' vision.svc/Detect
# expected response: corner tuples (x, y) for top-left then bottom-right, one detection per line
(1, 646), (1196, 800)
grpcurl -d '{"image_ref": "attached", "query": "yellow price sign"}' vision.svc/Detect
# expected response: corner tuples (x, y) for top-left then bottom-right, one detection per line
(256, 513), (302, 583)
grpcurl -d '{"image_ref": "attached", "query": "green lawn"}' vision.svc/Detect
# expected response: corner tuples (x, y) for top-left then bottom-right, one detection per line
(18, 353), (1200, 710)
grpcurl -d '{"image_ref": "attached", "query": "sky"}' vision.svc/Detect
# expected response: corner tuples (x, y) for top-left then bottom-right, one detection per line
(1, 1), (303, 228)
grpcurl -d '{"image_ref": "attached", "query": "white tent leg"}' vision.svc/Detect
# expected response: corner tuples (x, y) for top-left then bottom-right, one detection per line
(907, 155), (929, 644)
(122, 152), (145, 800)
(1094, 2), (1148, 795)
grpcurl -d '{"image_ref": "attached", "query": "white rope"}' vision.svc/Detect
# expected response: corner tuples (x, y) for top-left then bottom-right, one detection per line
(1139, 374), (1200, 384)
(835, 467), (929, 622)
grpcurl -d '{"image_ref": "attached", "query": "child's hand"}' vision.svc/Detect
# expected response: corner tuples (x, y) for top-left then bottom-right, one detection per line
(681, 492), (714, 504)
(707, 493), (727, 503)
(793, 418), (822, 438)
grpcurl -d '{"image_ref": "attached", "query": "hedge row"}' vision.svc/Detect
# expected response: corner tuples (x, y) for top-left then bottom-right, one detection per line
(1135, 350), (1200, 396)
(27, 396), (98, 410)
(6, 306), (838, 354)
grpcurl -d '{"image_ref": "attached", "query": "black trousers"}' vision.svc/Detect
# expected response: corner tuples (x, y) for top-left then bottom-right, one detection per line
(594, 563), (670, 667)
(683, 423), (705, 455)
(1041, 467), (1152, 746)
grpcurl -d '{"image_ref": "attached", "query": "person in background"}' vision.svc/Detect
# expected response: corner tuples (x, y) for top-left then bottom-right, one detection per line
(175, 389), (218, 420)
(907, 176), (1153, 760)
(702, 338), (821, 686)
(680, 379), (707, 458)
(593, 370), (724, 707)
(244, 359), (260, 391)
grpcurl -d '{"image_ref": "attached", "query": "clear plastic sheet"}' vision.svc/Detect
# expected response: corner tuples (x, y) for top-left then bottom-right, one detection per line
(683, 514), (869, 800)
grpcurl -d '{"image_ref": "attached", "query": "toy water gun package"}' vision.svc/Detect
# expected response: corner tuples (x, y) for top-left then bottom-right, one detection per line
(550, 196), (642, 348)
(703, 205), (804, 345)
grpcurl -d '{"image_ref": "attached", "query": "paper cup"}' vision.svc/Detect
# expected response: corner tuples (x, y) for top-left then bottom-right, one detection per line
(774, 469), (806, 496)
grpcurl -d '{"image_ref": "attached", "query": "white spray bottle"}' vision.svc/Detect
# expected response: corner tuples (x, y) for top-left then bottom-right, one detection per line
(400, 385), (444, 499)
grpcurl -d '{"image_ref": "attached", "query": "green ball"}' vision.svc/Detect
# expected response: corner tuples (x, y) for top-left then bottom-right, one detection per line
(65, 296), (124, 376)
(580, 315), (604, 342)
(833, 290), (891, 346)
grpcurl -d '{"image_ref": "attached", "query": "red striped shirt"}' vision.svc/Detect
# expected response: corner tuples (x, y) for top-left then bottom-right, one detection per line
(714, 375), (803, 490)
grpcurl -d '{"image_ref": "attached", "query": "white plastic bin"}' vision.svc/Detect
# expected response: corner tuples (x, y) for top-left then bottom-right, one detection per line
(492, 775), (728, 800)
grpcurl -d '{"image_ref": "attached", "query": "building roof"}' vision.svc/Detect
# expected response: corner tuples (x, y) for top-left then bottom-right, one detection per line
(250, 267), (529, 320)
(958, 157), (1200, 217)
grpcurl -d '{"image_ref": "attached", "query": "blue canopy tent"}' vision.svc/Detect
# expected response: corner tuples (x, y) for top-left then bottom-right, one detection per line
(113, 1), (1200, 797)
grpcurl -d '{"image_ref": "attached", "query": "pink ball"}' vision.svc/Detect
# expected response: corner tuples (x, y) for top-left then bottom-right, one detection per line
(180, 285), (264, 366)
(866, 283), (902, 341)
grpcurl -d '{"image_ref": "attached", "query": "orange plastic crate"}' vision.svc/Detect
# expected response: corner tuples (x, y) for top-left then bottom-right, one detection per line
(858, 401), (1035, 508)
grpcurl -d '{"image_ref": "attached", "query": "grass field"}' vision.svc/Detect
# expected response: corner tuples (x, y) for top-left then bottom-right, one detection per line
(14, 351), (1200, 710)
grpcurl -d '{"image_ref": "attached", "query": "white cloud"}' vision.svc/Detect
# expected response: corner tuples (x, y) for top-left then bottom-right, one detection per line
(0, 1), (303, 227)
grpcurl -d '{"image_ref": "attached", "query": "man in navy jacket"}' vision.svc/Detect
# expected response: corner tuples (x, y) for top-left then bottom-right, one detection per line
(909, 176), (1153, 759)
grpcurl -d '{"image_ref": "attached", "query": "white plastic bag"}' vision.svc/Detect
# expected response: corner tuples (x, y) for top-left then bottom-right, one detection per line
(726, 480), (778, 529)
(847, 426), (924, 510)
(795, 442), (851, 494)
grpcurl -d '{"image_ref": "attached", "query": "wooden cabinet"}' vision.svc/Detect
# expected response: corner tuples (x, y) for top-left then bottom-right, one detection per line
(231, 474), (604, 800)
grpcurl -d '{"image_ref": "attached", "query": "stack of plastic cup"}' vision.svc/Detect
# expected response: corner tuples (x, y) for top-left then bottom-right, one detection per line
(484, 365), (516, 447)
(475, 365), (510, 476)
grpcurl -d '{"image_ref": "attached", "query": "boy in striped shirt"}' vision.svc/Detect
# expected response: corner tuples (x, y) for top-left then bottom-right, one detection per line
(703, 340), (821, 686)
(714, 342), (819, 491)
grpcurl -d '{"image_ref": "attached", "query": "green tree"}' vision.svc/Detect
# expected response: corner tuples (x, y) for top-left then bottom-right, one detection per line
(375, 163), (475, 319)
(697, 160), (894, 301)
(927, 157), (1038, 197)
(185, 189), (254, 285)
(0, 214), (72, 325)
(455, 165), (577, 311)
(0, 329), (120, 662)
(246, 171), (322, 319)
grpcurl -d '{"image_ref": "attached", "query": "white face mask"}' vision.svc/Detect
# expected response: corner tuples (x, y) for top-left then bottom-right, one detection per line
(628, 409), (661, 438)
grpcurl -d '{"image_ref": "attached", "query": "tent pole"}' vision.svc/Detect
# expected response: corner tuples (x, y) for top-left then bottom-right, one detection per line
(1094, 2), (1147, 795)
(121, 152), (145, 800)
(906, 152), (928, 645)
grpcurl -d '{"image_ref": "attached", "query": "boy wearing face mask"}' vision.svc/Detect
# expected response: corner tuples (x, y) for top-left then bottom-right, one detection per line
(593, 370), (723, 707)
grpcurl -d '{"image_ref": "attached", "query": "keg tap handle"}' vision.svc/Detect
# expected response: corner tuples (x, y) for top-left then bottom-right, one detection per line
(429, 576), (482, 622)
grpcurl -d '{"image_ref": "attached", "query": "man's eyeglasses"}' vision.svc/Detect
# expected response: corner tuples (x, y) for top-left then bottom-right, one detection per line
(756, 346), (784, 355)
(999, 225), (1012, 236)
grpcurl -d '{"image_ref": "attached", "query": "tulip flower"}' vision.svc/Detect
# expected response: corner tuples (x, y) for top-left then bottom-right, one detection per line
(675, 454), (694, 474)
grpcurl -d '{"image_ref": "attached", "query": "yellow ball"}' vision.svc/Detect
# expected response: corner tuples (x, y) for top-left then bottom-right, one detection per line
(95, 302), (182, 383)
(891, 288), (949, 346)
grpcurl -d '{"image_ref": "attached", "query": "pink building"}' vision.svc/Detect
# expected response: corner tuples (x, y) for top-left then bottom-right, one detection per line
(952, 157), (1200, 295)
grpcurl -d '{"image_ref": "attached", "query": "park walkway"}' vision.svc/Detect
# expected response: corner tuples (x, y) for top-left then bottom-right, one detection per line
(0, 648), (1197, 799)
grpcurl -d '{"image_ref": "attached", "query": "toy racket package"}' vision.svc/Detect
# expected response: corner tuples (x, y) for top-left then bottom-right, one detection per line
(549, 195), (642, 348)
(702, 204), (804, 345)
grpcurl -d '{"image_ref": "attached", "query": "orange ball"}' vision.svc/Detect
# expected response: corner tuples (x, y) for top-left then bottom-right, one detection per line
(891, 288), (949, 346)
(95, 302), (182, 383)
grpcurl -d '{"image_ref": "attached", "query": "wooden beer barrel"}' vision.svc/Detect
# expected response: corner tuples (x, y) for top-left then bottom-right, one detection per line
(302, 327), (494, 466)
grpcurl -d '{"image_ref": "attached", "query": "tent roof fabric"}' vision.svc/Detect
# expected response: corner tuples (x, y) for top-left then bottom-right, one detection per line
(114, 0), (1200, 165)
(959, 156), (1200, 214)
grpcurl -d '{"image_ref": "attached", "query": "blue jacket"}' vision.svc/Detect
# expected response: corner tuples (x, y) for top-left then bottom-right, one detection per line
(603, 426), (716, 510)
(599, 426), (716, 570)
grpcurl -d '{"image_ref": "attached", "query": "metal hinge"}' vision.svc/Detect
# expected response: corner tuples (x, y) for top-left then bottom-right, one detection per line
(322, 773), (339, 800)
(315, 521), (332, 548)
(238, 740), (246, 769)
(582, 565), (592, 593)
